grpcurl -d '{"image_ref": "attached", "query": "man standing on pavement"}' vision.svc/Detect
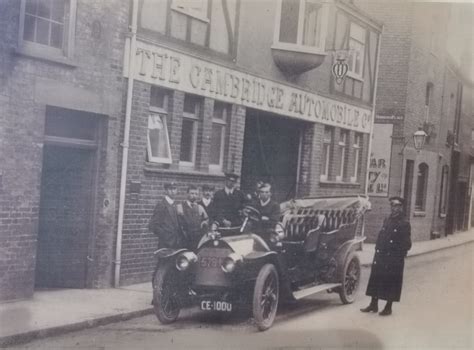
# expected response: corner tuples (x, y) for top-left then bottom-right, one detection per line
(212, 172), (246, 227)
(177, 185), (209, 250)
(148, 182), (184, 249)
(361, 196), (412, 316)
(198, 184), (215, 222)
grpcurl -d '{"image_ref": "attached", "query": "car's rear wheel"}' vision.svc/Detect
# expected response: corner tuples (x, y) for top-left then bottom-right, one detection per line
(252, 264), (279, 331)
(153, 264), (180, 324)
(338, 252), (361, 304)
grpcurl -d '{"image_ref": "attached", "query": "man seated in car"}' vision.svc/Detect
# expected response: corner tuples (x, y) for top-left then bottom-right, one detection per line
(248, 183), (281, 244)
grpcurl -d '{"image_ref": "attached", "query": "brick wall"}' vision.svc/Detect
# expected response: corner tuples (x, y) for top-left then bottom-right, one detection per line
(0, 0), (128, 301)
(119, 82), (247, 285)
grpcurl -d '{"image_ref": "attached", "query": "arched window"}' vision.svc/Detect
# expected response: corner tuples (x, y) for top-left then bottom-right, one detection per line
(415, 163), (429, 211)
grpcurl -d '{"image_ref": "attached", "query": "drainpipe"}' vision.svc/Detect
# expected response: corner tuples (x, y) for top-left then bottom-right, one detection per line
(362, 25), (383, 238)
(115, 0), (138, 288)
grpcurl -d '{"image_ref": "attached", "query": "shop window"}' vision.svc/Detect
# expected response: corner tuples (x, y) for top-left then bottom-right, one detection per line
(415, 163), (429, 212)
(274, 0), (329, 53)
(336, 130), (348, 181)
(209, 102), (229, 172)
(347, 22), (366, 80)
(439, 165), (449, 217)
(172, 0), (209, 22)
(147, 87), (172, 164)
(351, 133), (362, 182)
(320, 126), (333, 181)
(179, 94), (201, 167)
(19, 0), (76, 59)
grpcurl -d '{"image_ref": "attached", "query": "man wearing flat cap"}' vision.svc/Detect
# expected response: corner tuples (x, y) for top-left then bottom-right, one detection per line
(148, 182), (185, 249)
(361, 196), (412, 316)
(212, 172), (246, 227)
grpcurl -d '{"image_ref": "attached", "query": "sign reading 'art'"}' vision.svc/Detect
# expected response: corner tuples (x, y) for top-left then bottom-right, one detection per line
(125, 41), (372, 133)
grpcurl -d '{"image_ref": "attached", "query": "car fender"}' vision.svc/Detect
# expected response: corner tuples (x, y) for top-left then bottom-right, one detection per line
(334, 237), (366, 277)
(153, 248), (189, 261)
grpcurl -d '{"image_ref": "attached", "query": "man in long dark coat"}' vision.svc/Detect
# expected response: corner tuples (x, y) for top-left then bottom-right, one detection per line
(148, 182), (185, 249)
(361, 196), (412, 316)
(212, 172), (246, 227)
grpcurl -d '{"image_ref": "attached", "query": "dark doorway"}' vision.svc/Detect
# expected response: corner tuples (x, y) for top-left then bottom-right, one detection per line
(35, 107), (100, 288)
(241, 110), (303, 203)
(446, 151), (460, 235)
(403, 160), (414, 217)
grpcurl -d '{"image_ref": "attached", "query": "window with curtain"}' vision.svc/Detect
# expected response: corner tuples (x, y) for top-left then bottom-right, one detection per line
(147, 87), (172, 164)
(210, 102), (229, 172)
(320, 126), (333, 181)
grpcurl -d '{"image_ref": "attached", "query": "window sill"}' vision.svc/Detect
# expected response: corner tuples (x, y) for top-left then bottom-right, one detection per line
(14, 46), (78, 68)
(144, 163), (226, 179)
(413, 211), (426, 217)
(319, 180), (361, 187)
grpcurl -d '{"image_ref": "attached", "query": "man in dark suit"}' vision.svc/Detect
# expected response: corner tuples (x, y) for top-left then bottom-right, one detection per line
(212, 172), (246, 227)
(148, 182), (184, 249)
(198, 184), (215, 222)
(177, 185), (209, 250)
(361, 196), (412, 316)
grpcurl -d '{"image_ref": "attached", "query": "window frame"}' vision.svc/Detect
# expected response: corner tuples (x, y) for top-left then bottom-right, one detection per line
(147, 88), (172, 164)
(273, 0), (329, 54)
(351, 133), (362, 183)
(336, 130), (348, 181)
(209, 102), (229, 173)
(346, 22), (366, 81)
(415, 163), (429, 212)
(320, 126), (333, 181)
(18, 0), (76, 59)
(179, 95), (201, 168)
(171, 0), (210, 23)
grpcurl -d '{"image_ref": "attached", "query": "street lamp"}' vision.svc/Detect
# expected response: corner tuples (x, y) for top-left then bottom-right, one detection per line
(399, 128), (428, 154)
(413, 128), (428, 151)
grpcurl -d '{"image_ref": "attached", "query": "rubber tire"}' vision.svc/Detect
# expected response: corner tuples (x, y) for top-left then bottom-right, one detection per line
(338, 252), (361, 304)
(252, 264), (279, 331)
(152, 264), (180, 324)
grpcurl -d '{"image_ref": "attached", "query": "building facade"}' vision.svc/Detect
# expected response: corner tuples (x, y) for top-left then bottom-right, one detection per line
(357, 1), (474, 242)
(117, 0), (382, 285)
(0, 0), (128, 301)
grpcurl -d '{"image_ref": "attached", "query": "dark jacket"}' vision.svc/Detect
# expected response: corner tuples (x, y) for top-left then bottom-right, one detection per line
(149, 198), (183, 249)
(212, 188), (246, 226)
(366, 215), (412, 302)
(253, 199), (281, 232)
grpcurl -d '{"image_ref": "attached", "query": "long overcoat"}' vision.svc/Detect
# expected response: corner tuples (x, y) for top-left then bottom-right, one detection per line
(148, 198), (183, 249)
(366, 215), (412, 302)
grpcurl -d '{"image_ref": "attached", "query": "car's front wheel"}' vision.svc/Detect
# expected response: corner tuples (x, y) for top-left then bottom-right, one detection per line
(252, 264), (279, 331)
(152, 264), (180, 324)
(338, 252), (361, 304)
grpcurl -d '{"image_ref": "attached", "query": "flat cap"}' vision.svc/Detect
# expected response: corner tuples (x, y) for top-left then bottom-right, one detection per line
(389, 196), (405, 205)
(224, 172), (239, 181)
(164, 182), (177, 190)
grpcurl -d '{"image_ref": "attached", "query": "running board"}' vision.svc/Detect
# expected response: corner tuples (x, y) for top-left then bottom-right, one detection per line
(292, 283), (341, 300)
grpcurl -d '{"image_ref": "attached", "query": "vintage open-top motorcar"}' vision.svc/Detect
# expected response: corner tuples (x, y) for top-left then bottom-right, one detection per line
(152, 195), (371, 331)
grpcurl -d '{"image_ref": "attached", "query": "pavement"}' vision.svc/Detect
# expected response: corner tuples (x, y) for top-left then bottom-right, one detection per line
(1, 229), (473, 347)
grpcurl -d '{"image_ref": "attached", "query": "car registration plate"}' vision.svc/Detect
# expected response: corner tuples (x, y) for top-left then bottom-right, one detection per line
(200, 300), (232, 312)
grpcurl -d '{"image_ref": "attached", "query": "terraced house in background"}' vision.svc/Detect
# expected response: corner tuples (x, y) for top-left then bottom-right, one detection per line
(355, 1), (474, 242)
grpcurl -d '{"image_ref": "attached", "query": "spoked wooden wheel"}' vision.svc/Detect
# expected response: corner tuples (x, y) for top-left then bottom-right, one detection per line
(252, 264), (279, 331)
(153, 264), (180, 324)
(338, 252), (361, 304)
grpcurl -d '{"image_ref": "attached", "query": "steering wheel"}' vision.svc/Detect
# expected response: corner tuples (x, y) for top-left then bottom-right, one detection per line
(243, 205), (261, 222)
